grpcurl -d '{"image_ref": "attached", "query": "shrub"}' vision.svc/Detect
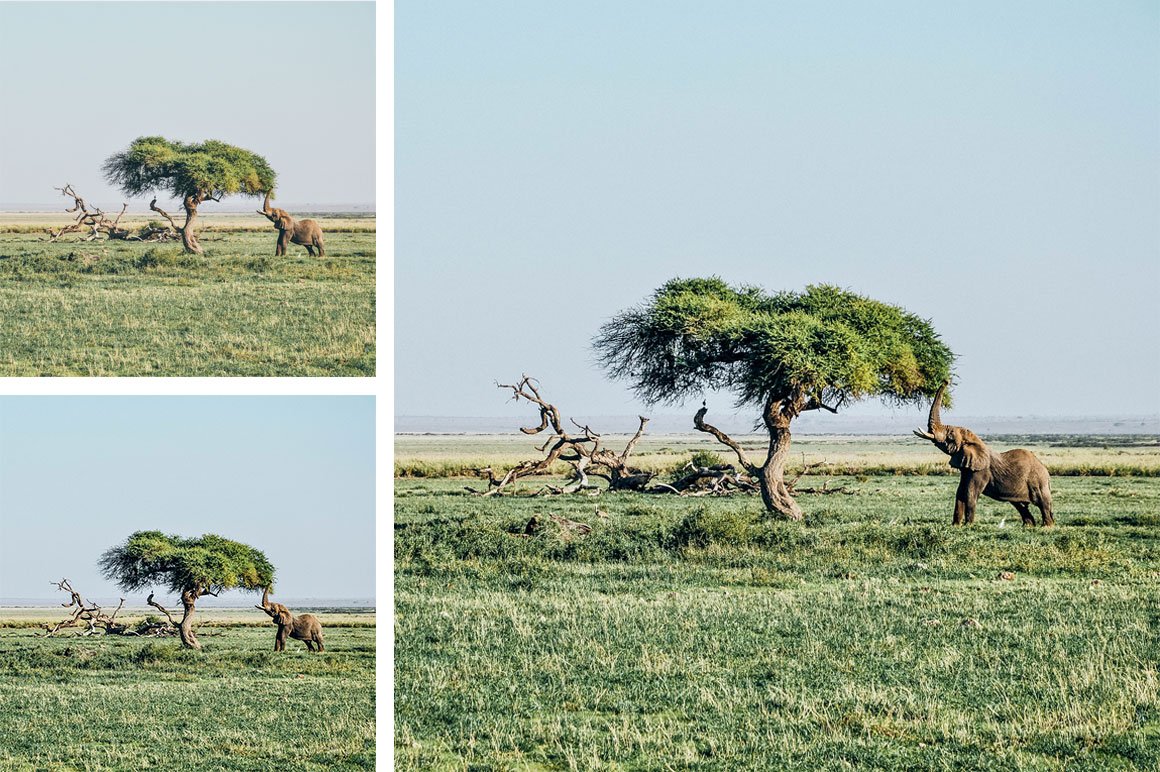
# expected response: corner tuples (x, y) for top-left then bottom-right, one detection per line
(671, 505), (758, 549)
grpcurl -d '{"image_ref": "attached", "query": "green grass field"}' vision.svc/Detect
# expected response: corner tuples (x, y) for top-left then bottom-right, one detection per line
(0, 613), (375, 770)
(0, 214), (375, 376)
(394, 436), (1160, 770)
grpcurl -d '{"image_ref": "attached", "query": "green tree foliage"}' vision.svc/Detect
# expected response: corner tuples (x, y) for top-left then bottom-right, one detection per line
(101, 137), (276, 254)
(99, 531), (275, 648)
(596, 277), (953, 409)
(102, 137), (276, 203)
(594, 277), (955, 517)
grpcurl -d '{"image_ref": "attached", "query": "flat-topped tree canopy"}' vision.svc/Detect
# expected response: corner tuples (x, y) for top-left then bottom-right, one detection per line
(101, 137), (277, 254)
(595, 278), (955, 518)
(596, 277), (953, 410)
(99, 530), (275, 648)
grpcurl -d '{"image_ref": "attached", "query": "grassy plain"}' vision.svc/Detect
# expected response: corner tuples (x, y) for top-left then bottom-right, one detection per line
(0, 212), (375, 376)
(395, 435), (1160, 770)
(0, 609), (375, 770)
(396, 433), (1160, 478)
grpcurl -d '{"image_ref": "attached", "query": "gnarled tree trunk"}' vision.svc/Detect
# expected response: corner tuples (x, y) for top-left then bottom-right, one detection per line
(758, 421), (804, 520)
(178, 588), (201, 649)
(181, 195), (202, 255)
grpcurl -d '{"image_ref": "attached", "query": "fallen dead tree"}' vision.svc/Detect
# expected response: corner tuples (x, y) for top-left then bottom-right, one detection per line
(468, 376), (653, 497)
(44, 579), (179, 638)
(45, 184), (178, 243)
(653, 461), (760, 496)
(470, 377), (836, 499)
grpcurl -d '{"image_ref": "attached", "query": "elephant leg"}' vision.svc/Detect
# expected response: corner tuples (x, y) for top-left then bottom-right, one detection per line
(957, 472), (986, 525)
(1013, 502), (1036, 527)
(1035, 489), (1055, 527)
(953, 477), (972, 525)
(306, 245), (316, 256)
(305, 640), (316, 652)
(316, 241), (325, 257)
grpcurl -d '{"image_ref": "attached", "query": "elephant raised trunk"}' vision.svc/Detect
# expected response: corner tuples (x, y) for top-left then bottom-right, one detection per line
(913, 381), (948, 443)
(257, 191), (273, 217)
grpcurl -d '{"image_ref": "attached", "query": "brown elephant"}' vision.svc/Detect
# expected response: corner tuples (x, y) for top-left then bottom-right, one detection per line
(257, 586), (325, 652)
(914, 382), (1054, 527)
(258, 191), (325, 256)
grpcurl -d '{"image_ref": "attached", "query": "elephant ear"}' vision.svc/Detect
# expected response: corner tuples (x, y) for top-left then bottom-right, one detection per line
(949, 430), (989, 471)
(276, 607), (292, 626)
(277, 212), (293, 230)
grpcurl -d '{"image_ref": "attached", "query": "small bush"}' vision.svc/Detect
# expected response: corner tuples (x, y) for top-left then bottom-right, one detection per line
(671, 505), (758, 549)
(134, 641), (191, 665)
(689, 450), (729, 469)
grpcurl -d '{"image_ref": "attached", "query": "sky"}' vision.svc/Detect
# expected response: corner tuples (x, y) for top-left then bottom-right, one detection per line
(0, 397), (375, 602)
(396, 0), (1160, 420)
(0, 1), (375, 207)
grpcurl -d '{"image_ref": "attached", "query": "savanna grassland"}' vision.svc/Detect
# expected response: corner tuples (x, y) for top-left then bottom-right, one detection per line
(0, 213), (375, 376)
(395, 434), (1160, 770)
(0, 609), (376, 769)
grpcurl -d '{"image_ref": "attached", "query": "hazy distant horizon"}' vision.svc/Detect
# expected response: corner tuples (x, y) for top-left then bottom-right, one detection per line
(396, 413), (1160, 436)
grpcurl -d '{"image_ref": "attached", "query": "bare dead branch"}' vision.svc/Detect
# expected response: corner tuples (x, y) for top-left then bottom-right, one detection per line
(146, 592), (179, 626)
(478, 377), (651, 496)
(47, 185), (140, 242)
(45, 579), (128, 636)
(619, 416), (650, 463)
(694, 403), (757, 474)
(148, 198), (182, 233)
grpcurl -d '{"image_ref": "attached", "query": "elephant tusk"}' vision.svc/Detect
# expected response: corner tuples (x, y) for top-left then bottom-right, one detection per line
(913, 429), (935, 440)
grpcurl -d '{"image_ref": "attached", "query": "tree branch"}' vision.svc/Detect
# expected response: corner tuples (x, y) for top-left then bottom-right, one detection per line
(475, 377), (652, 495)
(47, 185), (137, 242)
(149, 198), (182, 233)
(802, 397), (839, 414)
(146, 593), (179, 626)
(694, 403), (757, 474)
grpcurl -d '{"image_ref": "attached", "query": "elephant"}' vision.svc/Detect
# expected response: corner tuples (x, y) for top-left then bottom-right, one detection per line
(257, 587), (325, 652)
(258, 191), (325, 256)
(914, 382), (1054, 527)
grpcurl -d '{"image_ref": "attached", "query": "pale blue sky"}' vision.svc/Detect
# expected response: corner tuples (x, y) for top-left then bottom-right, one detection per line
(0, 397), (375, 602)
(0, 2), (375, 207)
(397, 1), (1159, 419)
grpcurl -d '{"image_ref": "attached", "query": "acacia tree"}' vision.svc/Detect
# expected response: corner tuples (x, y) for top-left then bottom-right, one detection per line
(99, 531), (274, 649)
(102, 137), (276, 254)
(594, 278), (954, 520)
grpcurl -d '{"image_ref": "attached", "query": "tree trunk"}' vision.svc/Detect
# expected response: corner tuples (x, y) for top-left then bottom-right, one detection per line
(758, 405), (804, 520)
(181, 195), (202, 254)
(178, 588), (201, 649)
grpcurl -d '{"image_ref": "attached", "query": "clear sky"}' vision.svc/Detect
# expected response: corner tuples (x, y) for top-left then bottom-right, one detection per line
(0, 1), (375, 207)
(396, 1), (1159, 420)
(0, 397), (375, 602)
